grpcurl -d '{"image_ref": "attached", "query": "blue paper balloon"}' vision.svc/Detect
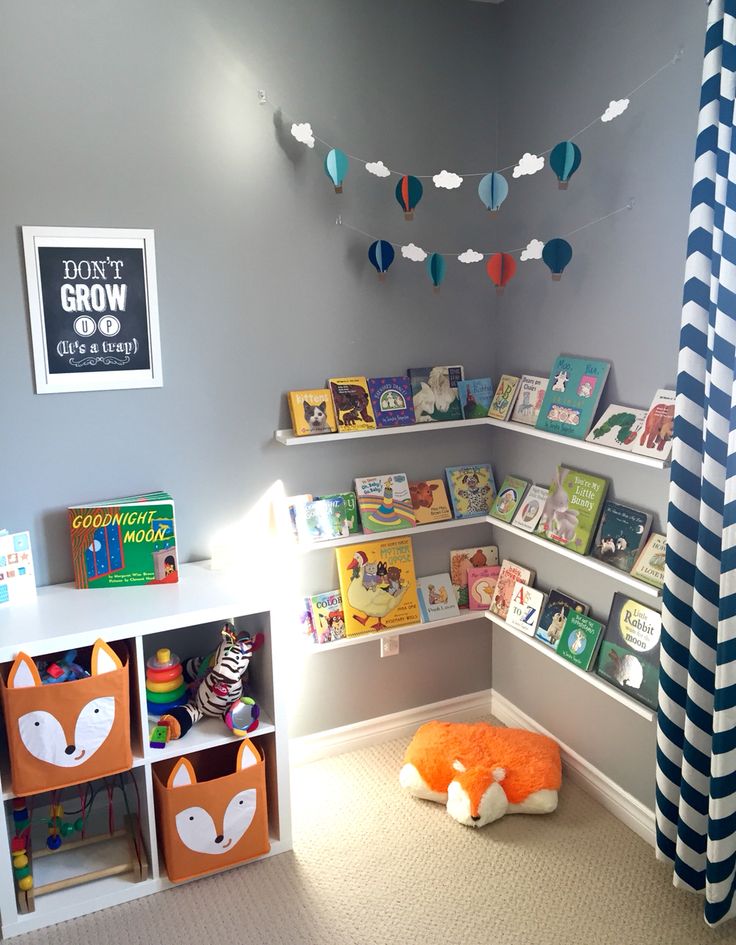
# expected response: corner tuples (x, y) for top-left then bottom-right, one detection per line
(368, 240), (395, 279)
(325, 148), (349, 192)
(549, 141), (581, 189)
(478, 172), (509, 212)
(542, 238), (573, 280)
(426, 253), (446, 291)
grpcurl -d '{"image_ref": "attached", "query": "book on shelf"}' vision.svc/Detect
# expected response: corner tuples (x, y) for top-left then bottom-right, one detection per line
(511, 484), (549, 532)
(445, 464), (497, 519)
(505, 583), (545, 635)
(335, 536), (420, 636)
(300, 597), (316, 641)
(537, 466), (608, 555)
(457, 378), (495, 419)
(585, 404), (647, 451)
(354, 473), (416, 533)
(487, 375), (521, 421)
(295, 493), (361, 542)
(308, 589), (345, 644)
(629, 533), (666, 588)
(287, 494), (313, 538)
(327, 376), (377, 432)
(595, 593), (661, 709)
(535, 590), (589, 649)
(591, 501), (652, 573)
(417, 573), (461, 622)
(535, 355), (610, 439)
(510, 375), (549, 426)
(408, 479), (453, 525)
(631, 389), (675, 460)
(68, 492), (178, 589)
(0, 529), (36, 607)
(490, 476), (529, 523)
(449, 545), (500, 608)
(367, 376), (416, 428)
(555, 611), (605, 671)
(408, 365), (464, 423)
(287, 389), (337, 436)
(489, 560), (536, 621)
(467, 565), (501, 610)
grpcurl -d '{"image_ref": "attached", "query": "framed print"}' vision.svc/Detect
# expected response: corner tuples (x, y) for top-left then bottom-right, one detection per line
(22, 226), (163, 394)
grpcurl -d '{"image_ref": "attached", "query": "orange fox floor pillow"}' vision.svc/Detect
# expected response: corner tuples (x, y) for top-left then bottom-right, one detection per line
(399, 720), (561, 827)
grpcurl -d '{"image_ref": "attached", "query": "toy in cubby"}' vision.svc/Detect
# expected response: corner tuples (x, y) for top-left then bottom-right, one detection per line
(146, 648), (187, 719)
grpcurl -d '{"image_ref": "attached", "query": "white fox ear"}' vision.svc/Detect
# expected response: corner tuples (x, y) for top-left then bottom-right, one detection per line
(237, 739), (260, 770)
(168, 757), (196, 789)
(8, 653), (42, 689)
(91, 640), (122, 675)
(452, 759), (466, 773)
(492, 767), (506, 783)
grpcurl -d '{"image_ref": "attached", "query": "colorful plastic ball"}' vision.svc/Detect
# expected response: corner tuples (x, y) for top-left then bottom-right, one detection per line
(12, 854), (28, 869)
(10, 837), (25, 853)
(13, 865), (30, 879)
(46, 834), (62, 851)
(61, 822), (75, 837)
(74, 818), (84, 832)
(18, 876), (33, 891)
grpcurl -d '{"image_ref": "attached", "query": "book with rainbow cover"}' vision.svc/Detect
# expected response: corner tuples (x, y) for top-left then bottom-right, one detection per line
(354, 474), (416, 534)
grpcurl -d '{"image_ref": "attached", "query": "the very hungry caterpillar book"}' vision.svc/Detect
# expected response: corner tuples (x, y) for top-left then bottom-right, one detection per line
(367, 376), (415, 427)
(68, 492), (177, 588)
(537, 466), (608, 555)
(596, 593), (661, 709)
(585, 404), (646, 451)
(536, 355), (610, 439)
(354, 474), (416, 533)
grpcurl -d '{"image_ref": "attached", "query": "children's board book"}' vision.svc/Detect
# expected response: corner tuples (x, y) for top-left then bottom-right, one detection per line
(309, 589), (345, 644)
(535, 590), (589, 649)
(445, 464), (497, 519)
(487, 375), (521, 421)
(457, 378), (494, 419)
(467, 565), (501, 611)
(512, 484), (549, 533)
(407, 366), (464, 422)
(510, 376), (549, 426)
(489, 560), (536, 621)
(367, 376), (415, 428)
(335, 537), (420, 635)
(490, 476), (529, 523)
(287, 389), (337, 436)
(354, 474), (416, 533)
(535, 356), (610, 439)
(506, 583), (545, 636)
(537, 466), (608, 555)
(287, 494), (313, 538)
(596, 593), (661, 709)
(556, 611), (605, 671)
(630, 533), (666, 588)
(295, 493), (360, 543)
(417, 573), (461, 622)
(0, 529), (36, 607)
(449, 545), (500, 608)
(591, 501), (652, 573)
(632, 389), (675, 460)
(408, 480), (453, 525)
(585, 404), (647, 452)
(327, 376), (377, 432)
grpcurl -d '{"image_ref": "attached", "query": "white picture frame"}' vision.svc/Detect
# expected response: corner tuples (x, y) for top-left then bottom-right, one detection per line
(22, 225), (163, 394)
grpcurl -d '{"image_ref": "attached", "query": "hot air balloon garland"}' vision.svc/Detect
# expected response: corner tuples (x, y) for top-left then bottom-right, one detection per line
(368, 240), (395, 281)
(486, 253), (516, 294)
(542, 238), (573, 280)
(396, 175), (424, 220)
(426, 253), (446, 292)
(478, 172), (509, 212)
(325, 148), (349, 193)
(549, 141), (581, 190)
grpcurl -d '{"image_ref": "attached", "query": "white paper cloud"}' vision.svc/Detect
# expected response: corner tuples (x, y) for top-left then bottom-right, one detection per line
(601, 98), (630, 122)
(401, 243), (428, 262)
(512, 152), (545, 178)
(520, 239), (544, 261)
(433, 170), (464, 190)
(457, 249), (484, 264)
(365, 160), (391, 177)
(290, 122), (315, 148)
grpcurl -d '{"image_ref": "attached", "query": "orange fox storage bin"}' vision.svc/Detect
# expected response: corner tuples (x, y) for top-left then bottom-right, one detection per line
(0, 640), (132, 796)
(153, 739), (270, 883)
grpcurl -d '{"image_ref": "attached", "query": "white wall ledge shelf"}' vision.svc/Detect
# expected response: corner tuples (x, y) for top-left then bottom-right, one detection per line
(304, 610), (486, 652)
(295, 516), (487, 552)
(144, 713), (275, 762)
(274, 417), (488, 445)
(487, 517), (663, 600)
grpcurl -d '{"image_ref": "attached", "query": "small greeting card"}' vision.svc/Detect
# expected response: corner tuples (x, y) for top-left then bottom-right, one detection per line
(0, 530), (37, 607)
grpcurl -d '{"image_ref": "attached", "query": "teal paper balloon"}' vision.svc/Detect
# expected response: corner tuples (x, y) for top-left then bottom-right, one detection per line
(426, 253), (446, 292)
(368, 240), (395, 280)
(542, 238), (573, 280)
(549, 141), (581, 189)
(325, 148), (349, 193)
(395, 175), (424, 220)
(478, 172), (509, 212)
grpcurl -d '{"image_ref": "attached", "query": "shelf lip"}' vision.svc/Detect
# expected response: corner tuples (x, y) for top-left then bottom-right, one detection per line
(144, 714), (276, 762)
(485, 612), (656, 722)
(295, 516), (487, 552)
(487, 517), (663, 599)
(304, 609), (487, 652)
(274, 417), (489, 445)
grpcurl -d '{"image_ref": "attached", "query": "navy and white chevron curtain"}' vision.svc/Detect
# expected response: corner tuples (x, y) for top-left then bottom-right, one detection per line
(656, 0), (736, 927)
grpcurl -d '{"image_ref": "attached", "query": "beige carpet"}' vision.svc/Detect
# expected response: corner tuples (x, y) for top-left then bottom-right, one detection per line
(15, 730), (735, 945)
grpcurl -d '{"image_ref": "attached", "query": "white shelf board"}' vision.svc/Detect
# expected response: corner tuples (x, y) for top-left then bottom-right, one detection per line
(485, 612), (655, 721)
(1, 753), (147, 802)
(487, 517), (663, 599)
(295, 516), (487, 552)
(275, 417), (488, 445)
(145, 712), (275, 762)
(305, 610), (487, 652)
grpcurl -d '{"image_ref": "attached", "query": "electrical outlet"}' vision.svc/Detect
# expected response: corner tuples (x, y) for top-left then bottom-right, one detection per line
(380, 636), (400, 658)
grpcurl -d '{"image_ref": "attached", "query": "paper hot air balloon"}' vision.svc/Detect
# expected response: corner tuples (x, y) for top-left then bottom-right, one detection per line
(549, 141), (581, 189)
(486, 253), (516, 294)
(325, 148), (349, 193)
(542, 238), (573, 280)
(368, 240), (395, 281)
(426, 253), (446, 292)
(478, 172), (509, 212)
(396, 175), (424, 220)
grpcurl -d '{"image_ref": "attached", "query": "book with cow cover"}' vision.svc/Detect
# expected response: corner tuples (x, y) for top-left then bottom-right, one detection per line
(535, 355), (610, 439)
(408, 479), (453, 525)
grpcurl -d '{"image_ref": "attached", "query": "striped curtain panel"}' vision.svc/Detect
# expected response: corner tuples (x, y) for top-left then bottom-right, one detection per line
(656, 0), (736, 927)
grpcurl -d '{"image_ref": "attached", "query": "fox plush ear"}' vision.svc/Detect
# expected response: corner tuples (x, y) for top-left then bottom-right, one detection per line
(237, 739), (260, 771)
(7, 652), (42, 689)
(91, 640), (122, 676)
(168, 757), (197, 789)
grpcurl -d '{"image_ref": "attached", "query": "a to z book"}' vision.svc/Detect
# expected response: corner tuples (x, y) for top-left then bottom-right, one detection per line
(68, 492), (178, 588)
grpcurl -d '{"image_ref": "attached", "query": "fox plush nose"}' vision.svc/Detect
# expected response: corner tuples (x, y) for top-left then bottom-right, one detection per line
(214, 834), (224, 844)
(65, 745), (76, 755)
